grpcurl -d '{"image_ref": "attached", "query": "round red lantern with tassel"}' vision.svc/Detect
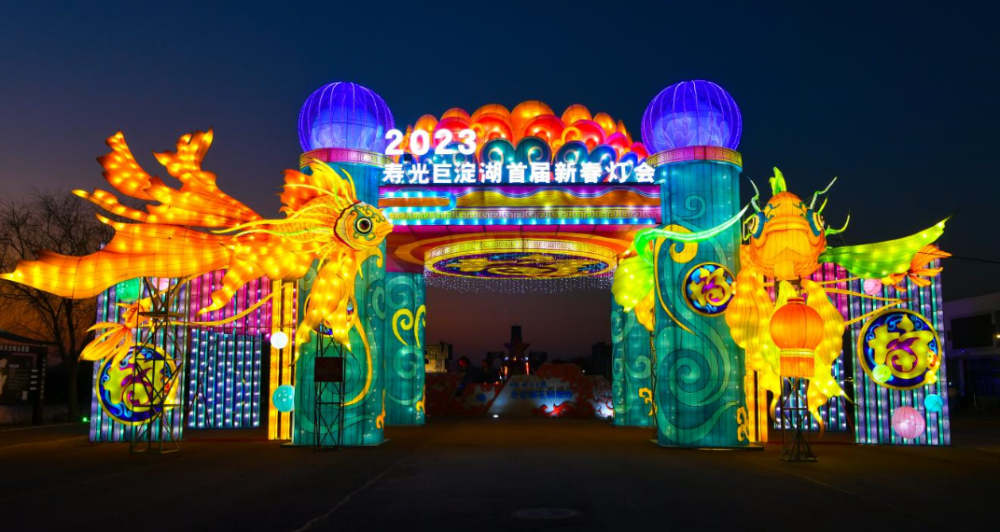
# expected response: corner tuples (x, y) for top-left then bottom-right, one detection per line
(769, 297), (823, 378)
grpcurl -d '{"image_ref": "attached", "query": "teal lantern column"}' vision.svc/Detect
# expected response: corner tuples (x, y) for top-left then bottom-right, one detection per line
(642, 80), (748, 448)
(292, 82), (394, 446)
(611, 300), (654, 427)
(382, 272), (426, 426)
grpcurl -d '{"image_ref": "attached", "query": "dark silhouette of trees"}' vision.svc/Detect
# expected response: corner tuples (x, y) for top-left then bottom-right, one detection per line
(0, 191), (112, 420)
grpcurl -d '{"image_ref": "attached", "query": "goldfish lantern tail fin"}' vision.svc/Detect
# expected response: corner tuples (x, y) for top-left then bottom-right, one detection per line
(96, 130), (262, 228)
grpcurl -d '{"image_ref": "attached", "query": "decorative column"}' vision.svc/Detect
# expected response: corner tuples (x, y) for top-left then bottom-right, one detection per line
(291, 82), (393, 446)
(642, 80), (748, 448)
(611, 300), (654, 427)
(383, 272), (426, 426)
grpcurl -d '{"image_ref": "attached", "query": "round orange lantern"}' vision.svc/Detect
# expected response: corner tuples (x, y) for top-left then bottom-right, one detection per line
(511, 101), (554, 142)
(769, 297), (823, 378)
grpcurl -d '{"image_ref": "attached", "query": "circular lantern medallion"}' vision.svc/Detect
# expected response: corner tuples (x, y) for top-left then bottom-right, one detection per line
(96, 345), (178, 425)
(426, 239), (616, 280)
(682, 262), (735, 316)
(857, 308), (941, 390)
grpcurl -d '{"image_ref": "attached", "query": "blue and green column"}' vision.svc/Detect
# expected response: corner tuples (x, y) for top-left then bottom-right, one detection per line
(649, 147), (747, 448)
(611, 300), (655, 427)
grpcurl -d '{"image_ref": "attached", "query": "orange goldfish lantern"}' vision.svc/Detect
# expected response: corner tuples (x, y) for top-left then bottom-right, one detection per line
(742, 168), (830, 281)
(725, 167), (950, 440)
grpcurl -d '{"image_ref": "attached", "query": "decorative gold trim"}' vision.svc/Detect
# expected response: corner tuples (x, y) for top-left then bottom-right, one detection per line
(646, 146), (742, 168)
(300, 148), (391, 168)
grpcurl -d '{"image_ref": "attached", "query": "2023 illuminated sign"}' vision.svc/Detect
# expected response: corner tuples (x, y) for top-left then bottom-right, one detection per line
(380, 129), (656, 186)
(385, 128), (477, 157)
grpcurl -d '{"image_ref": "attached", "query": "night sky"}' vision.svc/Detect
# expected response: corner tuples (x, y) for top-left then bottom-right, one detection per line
(1, 1), (997, 361)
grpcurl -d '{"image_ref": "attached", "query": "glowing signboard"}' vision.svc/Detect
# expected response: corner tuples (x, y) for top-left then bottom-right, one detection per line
(380, 129), (656, 186)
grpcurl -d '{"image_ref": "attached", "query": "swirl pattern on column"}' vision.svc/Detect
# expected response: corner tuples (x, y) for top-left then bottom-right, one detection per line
(384, 272), (426, 423)
(654, 217), (741, 444)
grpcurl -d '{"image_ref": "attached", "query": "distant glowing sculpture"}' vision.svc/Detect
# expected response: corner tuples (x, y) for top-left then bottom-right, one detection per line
(1, 129), (392, 361)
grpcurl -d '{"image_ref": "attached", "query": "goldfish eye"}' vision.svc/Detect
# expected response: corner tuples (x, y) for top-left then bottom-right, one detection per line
(355, 217), (373, 234)
(744, 212), (765, 241)
(807, 210), (824, 236)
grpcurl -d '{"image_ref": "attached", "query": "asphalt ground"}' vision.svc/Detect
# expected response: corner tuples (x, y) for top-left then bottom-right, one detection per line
(1, 418), (998, 532)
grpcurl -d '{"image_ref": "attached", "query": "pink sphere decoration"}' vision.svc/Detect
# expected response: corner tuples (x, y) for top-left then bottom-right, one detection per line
(891, 406), (926, 439)
(863, 278), (883, 296)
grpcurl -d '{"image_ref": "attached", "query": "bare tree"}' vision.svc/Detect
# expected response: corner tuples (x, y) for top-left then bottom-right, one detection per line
(0, 191), (113, 420)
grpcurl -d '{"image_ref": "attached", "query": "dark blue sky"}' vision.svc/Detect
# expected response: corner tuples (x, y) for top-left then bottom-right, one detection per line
(1, 1), (997, 360)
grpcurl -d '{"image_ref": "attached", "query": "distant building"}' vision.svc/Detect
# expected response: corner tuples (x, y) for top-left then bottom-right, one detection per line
(424, 341), (453, 374)
(944, 292), (1000, 410)
(590, 341), (612, 379)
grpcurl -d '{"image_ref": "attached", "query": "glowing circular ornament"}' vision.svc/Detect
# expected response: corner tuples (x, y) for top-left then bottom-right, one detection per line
(273, 385), (295, 413)
(863, 278), (883, 296)
(872, 364), (892, 383)
(857, 309), (941, 390)
(641, 80), (742, 152)
(298, 81), (394, 153)
(96, 345), (178, 425)
(271, 331), (289, 349)
(425, 239), (616, 280)
(891, 406), (926, 439)
(682, 262), (734, 316)
(114, 278), (141, 303)
(924, 394), (944, 413)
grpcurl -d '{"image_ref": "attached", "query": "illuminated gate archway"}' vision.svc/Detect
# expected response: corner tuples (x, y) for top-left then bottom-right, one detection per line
(288, 82), (749, 448)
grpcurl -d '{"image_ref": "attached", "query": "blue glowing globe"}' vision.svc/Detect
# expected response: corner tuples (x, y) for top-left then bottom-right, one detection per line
(924, 394), (944, 413)
(641, 80), (742, 153)
(298, 82), (394, 153)
(273, 384), (296, 413)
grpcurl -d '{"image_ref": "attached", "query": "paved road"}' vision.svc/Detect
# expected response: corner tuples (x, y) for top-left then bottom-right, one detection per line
(1, 419), (997, 531)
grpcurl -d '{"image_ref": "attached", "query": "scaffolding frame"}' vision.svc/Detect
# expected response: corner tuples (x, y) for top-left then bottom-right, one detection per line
(312, 335), (345, 450)
(128, 278), (188, 454)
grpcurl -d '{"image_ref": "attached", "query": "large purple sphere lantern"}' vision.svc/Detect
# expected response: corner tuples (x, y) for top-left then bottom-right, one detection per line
(641, 80), (742, 153)
(298, 82), (395, 153)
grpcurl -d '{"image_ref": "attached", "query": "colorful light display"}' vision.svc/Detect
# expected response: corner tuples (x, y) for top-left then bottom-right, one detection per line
(848, 268), (950, 445)
(186, 272), (270, 429)
(89, 279), (189, 443)
(2, 76), (958, 453)
(720, 168), (949, 443)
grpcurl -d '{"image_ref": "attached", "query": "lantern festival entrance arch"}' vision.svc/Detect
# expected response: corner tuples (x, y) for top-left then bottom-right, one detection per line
(0, 79), (953, 452)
